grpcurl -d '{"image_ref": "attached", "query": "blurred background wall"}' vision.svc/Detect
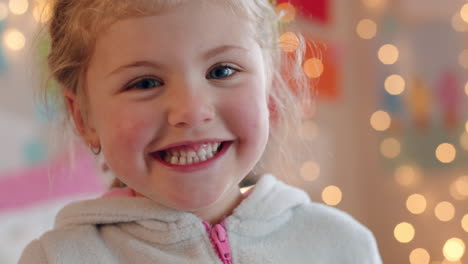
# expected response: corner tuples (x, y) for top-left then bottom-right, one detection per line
(0, 0), (467, 263)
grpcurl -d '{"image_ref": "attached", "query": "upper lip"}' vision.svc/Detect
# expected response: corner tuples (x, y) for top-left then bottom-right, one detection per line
(153, 139), (229, 153)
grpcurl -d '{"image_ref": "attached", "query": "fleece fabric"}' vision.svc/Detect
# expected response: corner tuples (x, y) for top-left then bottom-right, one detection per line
(19, 174), (382, 264)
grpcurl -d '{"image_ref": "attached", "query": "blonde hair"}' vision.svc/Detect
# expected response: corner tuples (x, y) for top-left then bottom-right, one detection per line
(41, 0), (314, 187)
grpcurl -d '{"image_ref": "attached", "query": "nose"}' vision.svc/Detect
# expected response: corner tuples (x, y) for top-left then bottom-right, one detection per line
(167, 87), (215, 128)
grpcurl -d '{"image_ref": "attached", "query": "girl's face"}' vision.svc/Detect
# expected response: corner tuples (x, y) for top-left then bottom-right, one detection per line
(72, 2), (270, 215)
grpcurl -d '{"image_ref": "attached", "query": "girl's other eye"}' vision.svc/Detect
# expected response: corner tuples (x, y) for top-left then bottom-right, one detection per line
(127, 78), (163, 90)
(207, 65), (238, 79)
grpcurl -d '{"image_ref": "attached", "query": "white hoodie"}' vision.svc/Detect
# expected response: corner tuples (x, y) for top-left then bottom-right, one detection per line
(19, 174), (382, 264)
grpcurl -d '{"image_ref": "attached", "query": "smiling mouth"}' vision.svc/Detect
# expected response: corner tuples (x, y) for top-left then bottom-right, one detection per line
(153, 141), (230, 166)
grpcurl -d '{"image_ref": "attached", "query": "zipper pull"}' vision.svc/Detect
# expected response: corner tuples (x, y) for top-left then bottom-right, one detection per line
(211, 224), (232, 263)
(203, 220), (232, 264)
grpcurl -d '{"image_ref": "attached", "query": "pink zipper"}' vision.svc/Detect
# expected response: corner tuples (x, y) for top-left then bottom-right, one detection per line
(203, 220), (233, 264)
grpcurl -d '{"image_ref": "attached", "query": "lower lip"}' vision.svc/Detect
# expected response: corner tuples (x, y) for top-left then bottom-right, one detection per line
(151, 141), (233, 172)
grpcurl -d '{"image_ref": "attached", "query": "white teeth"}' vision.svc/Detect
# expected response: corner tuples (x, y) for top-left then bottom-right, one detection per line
(198, 148), (207, 157)
(162, 142), (224, 165)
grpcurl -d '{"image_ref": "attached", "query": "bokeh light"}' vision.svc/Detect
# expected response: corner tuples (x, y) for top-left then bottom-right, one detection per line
(465, 81), (468, 96)
(394, 222), (415, 243)
(0, 2), (8, 20)
(300, 161), (320, 182)
(461, 3), (468, 23)
(378, 44), (399, 65)
(443, 238), (465, 261)
(303, 58), (324, 79)
(434, 201), (455, 222)
(452, 176), (468, 199)
(406, 194), (427, 215)
(452, 12), (468, 32)
(395, 165), (421, 187)
(370, 110), (391, 131)
(276, 2), (296, 23)
(462, 214), (468, 233)
(322, 185), (342, 206)
(460, 133), (468, 151)
(279, 32), (299, 53)
(435, 143), (457, 164)
(3, 29), (26, 51)
(9, 0), (29, 15)
(459, 49), (468, 69)
(356, 19), (377, 39)
(33, 1), (52, 23)
(410, 248), (430, 264)
(380, 138), (401, 159)
(362, 0), (387, 13)
(385, 74), (406, 95)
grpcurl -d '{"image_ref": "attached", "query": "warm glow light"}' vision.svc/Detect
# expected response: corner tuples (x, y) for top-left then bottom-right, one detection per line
(459, 50), (468, 69)
(410, 248), (430, 264)
(300, 161), (320, 182)
(465, 81), (468, 96)
(299, 120), (319, 141)
(450, 181), (467, 200)
(406, 194), (427, 215)
(279, 32), (299, 53)
(461, 4), (468, 23)
(276, 2), (296, 23)
(380, 138), (401, 159)
(385, 74), (406, 95)
(443, 238), (465, 261)
(460, 133), (468, 151)
(378, 44), (399, 65)
(435, 201), (455, 222)
(370, 110), (391, 131)
(452, 12), (468, 32)
(322, 185), (342, 206)
(356, 19), (377, 39)
(395, 166), (421, 187)
(394, 222), (415, 243)
(9, 0), (29, 15)
(435, 143), (457, 163)
(240, 185), (254, 194)
(33, 1), (52, 23)
(3, 29), (26, 51)
(0, 3), (8, 20)
(462, 214), (468, 232)
(303, 58), (324, 79)
(454, 176), (468, 197)
(362, 0), (387, 13)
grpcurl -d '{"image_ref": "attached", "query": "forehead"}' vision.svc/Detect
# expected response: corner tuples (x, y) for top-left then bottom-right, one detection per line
(90, 1), (256, 72)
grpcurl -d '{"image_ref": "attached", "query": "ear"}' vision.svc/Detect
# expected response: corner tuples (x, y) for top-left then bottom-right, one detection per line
(63, 89), (99, 145)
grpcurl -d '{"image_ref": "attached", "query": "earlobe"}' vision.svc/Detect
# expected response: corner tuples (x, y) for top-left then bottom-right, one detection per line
(62, 89), (98, 145)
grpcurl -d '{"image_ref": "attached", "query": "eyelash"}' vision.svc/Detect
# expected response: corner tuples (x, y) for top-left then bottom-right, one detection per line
(124, 64), (240, 91)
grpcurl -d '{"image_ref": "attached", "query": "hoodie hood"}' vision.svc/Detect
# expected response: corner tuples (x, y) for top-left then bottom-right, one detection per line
(55, 174), (310, 239)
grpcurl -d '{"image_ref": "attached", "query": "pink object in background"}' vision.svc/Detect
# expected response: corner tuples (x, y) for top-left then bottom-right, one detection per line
(0, 148), (105, 212)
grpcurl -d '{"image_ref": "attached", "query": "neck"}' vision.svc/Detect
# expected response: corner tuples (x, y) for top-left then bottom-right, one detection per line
(195, 187), (243, 225)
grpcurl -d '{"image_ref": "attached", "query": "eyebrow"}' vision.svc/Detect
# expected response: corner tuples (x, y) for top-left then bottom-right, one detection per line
(107, 45), (248, 77)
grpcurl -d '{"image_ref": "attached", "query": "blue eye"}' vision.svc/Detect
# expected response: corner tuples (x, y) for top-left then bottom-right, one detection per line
(207, 65), (238, 79)
(127, 78), (163, 90)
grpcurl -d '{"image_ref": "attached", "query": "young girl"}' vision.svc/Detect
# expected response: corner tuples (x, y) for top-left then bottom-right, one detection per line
(20, 0), (382, 263)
